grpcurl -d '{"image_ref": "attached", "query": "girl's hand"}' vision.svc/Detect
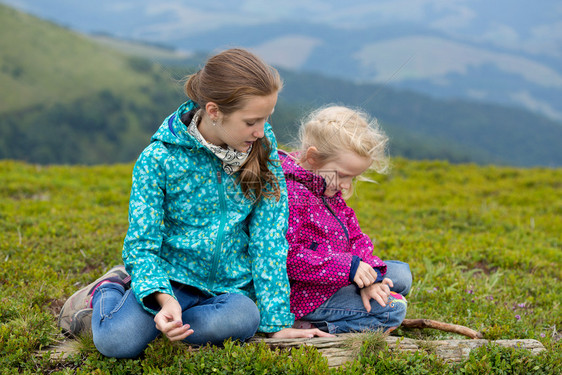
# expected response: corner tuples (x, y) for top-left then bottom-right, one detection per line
(153, 293), (194, 341)
(359, 278), (394, 312)
(353, 261), (379, 288)
(268, 328), (334, 339)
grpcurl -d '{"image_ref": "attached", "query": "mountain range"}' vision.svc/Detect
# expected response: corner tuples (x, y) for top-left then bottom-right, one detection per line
(2, 0), (561, 122)
(1, 3), (561, 167)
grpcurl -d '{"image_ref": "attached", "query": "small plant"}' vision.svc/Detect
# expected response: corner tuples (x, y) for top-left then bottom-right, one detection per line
(344, 331), (388, 360)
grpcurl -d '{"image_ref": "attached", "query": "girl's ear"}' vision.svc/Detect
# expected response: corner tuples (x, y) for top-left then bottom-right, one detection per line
(304, 146), (321, 167)
(205, 102), (221, 121)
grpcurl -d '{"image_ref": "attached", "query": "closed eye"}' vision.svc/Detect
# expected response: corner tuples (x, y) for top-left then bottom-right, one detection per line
(246, 114), (272, 126)
(245, 118), (264, 126)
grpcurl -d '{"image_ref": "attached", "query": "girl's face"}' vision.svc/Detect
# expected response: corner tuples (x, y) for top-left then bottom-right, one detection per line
(314, 151), (371, 197)
(213, 93), (278, 153)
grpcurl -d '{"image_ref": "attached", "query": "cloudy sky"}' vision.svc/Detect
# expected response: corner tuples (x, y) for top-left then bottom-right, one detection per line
(2, 0), (561, 59)
(3, 0), (561, 119)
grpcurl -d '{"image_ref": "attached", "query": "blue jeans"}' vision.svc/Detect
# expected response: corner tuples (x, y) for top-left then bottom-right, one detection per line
(91, 282), (260, 358)
(301, 260), (412, 334)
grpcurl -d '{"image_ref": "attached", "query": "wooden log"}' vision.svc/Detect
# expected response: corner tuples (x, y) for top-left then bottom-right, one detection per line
(427, 338), (546, 363)
(250, 335), (546, 368)
(43, 334), (546, 369)
(401, 318), (484, 339)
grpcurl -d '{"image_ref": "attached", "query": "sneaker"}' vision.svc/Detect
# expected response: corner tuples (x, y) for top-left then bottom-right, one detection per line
(58, 265), (131, 336)
(69, 308), (93, 336)
(389, 292), (407, 307)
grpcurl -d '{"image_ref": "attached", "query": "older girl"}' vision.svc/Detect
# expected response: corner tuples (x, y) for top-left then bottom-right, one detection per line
(58, 48), (327, 358)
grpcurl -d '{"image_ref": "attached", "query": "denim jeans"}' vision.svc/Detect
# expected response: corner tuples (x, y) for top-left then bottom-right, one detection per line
(301, 260), (412, 334)
(91, 282), (260, 358)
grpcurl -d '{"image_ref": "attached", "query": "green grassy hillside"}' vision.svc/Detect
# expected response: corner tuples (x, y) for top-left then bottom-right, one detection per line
(0, 4), (188, 164)
(0, 5), (160, 113)
(0, 159), (560, 373)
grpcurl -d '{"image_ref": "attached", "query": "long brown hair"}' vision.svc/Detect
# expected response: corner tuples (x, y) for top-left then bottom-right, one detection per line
(184, 48), (283, 202)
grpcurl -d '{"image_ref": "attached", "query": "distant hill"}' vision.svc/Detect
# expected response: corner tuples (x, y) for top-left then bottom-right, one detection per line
(0, 4), (188, 164)
(71, 30), (562, 167)
(162, 21), (562, 122)
(4, 0), (561, 122)
(1, 4), (561, 167)
(0, 6), (174, 114)
(275, 70), (562, 167)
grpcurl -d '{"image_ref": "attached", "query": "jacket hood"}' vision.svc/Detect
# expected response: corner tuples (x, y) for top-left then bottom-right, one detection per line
(151, 100), (204, 149)
(279, 150), (326, 196)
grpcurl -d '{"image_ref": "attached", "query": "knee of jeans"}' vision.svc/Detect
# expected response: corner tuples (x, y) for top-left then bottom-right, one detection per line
(188, 295), (260, 345)
(399, 272), (413, 296)
(93, 320), (150, 358)
(227, 296), (259, 339)
(392, 265), (413, 296)
(94, 333), (146, 359)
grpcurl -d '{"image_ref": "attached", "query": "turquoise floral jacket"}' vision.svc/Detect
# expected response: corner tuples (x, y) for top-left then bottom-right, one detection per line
(122, 100), (294, 332)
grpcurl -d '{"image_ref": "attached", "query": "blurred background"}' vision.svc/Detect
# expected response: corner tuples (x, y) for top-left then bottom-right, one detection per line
(1, 0), (561, 166)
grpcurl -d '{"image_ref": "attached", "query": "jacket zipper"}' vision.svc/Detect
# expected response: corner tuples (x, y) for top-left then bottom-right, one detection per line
(321, 196), (349, 241)
(207, 167), (227, 289)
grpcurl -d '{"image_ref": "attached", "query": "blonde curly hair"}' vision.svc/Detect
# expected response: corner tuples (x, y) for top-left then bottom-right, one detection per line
(296, 105), (390, 197)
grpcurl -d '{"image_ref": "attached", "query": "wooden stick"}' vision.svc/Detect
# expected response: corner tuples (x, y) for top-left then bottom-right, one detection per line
(401, 319), (484, 339)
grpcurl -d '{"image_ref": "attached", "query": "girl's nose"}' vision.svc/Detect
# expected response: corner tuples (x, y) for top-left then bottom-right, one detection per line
(253, 125), (265, 139)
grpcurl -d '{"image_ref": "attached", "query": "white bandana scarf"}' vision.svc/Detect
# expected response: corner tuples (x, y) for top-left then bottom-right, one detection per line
(186, 109), (252, 175)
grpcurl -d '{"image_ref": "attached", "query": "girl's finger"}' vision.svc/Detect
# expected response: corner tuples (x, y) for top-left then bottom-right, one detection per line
(382, 278), (394, 288)
(167, 325), (194, 341)
(361, 293), (372, 312)
(374, 293), (387, 307)
(157, 319), (182, 335)
(309, 329), (334, 337)
(167, 330), (193, 342)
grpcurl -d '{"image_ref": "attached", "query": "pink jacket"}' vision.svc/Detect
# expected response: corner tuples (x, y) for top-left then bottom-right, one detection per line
(279, 151), (387, 319)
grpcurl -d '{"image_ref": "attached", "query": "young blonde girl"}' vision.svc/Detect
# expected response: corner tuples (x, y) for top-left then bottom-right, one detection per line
(280, 106), (412, 334)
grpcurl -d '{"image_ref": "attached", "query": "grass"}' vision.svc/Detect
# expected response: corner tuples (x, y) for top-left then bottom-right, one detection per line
(0, 158), (560, 374)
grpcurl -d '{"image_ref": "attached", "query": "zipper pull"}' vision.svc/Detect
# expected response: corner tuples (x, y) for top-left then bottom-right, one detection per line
(217, 170), (222, 183)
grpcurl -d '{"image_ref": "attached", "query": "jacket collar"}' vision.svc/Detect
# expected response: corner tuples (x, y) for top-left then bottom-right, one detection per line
(279, 150), (327, 196)
(151, 100), (206, 149)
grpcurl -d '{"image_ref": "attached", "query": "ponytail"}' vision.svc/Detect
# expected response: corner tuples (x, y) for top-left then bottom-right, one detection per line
(238, 137), (280, 202)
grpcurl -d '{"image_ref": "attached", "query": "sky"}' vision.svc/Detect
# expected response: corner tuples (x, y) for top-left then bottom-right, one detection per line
(3, 0), (561, 120)
(2, 0), (561, 60)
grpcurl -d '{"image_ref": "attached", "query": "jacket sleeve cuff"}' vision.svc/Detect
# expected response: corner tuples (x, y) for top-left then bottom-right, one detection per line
(375, 269), (383, 283)
(133, 283), (174, 316)
(349, 255), (362, 282)
(258, 312), (295, 333)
